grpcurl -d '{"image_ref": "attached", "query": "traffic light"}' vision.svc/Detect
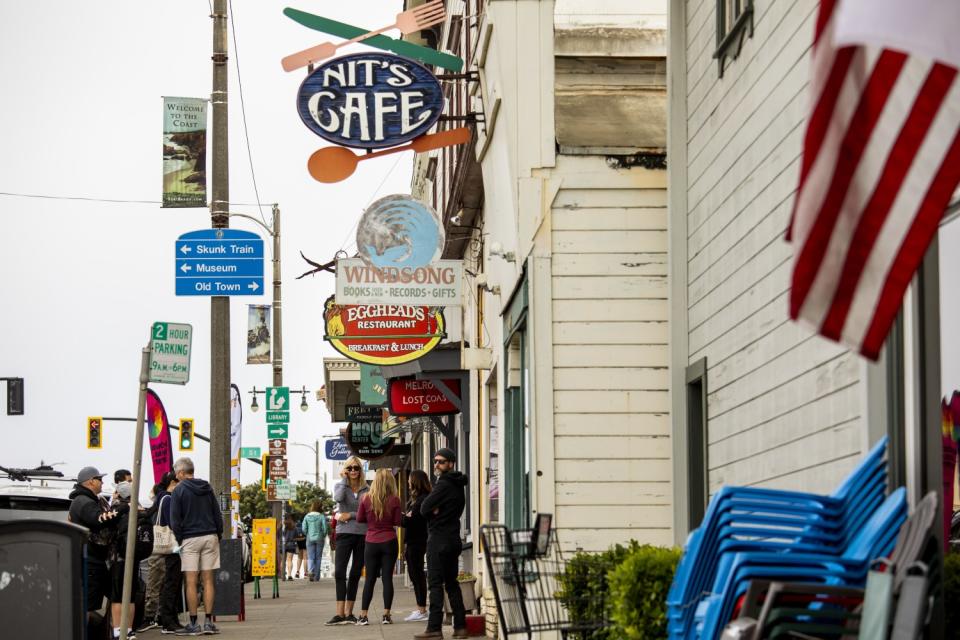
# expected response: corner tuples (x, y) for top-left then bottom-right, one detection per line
(6, 378), (23, 415)
(179, 418), (194, 450)
(260, 453), (270, 490)
(87, 417), (102, 449)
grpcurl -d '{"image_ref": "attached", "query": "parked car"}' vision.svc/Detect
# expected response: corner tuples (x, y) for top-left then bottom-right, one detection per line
(0, 483), (72, 522)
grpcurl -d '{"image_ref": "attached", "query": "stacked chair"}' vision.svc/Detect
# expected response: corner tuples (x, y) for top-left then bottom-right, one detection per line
(667, 438), (894, 639)
(721, 491), (940, 639)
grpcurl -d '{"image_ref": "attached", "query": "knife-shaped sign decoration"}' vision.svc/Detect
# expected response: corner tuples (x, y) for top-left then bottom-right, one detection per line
(283, 7), (464, 72)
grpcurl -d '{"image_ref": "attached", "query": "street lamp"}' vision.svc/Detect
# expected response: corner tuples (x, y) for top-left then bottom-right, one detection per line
(290, 440), (320, 487)
(248, 385), (312, 412)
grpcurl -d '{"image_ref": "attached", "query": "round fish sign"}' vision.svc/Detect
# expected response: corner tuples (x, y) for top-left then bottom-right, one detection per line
(356, 195), (444, 270)
(297, 52), (444, 149)
(323, 295), (445, 366)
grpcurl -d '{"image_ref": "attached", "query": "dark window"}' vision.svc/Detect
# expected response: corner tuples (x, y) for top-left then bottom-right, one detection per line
(686, 358), (709, 529)
(714, 0), (754, 77)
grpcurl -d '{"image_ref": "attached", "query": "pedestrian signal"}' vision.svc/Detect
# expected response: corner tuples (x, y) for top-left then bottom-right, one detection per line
(87, 417), (103, 449)
(179, 418), (194, 450)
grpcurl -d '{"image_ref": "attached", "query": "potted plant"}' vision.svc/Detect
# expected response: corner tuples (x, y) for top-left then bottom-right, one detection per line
(445, 571), (479, 615)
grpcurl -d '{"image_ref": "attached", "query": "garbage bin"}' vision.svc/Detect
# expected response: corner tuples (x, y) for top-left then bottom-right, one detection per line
(0, 519), (88, 639)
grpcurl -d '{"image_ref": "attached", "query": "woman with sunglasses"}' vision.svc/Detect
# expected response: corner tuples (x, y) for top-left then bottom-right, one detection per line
(326, 456), (369, 626)
(356, 468), (402, 625)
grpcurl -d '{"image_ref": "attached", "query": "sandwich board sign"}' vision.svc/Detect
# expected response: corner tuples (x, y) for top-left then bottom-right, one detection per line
(148, 322), (192, 384)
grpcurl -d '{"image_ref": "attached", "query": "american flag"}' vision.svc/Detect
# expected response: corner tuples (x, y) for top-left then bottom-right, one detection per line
(788, 0), (960, 360)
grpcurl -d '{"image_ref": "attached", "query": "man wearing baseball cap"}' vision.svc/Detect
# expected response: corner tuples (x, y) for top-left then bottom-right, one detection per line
(69, 466), (120, 613)
(415, 448), (469, 639)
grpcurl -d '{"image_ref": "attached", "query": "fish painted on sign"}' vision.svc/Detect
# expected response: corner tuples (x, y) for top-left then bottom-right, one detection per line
(356, 195), (444, 270)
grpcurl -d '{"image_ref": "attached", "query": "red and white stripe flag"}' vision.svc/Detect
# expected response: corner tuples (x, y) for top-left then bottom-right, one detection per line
(789, 0), (960, 360)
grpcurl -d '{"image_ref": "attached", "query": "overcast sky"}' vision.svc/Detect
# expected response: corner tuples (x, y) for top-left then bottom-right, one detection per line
(0, 0), (411, 495)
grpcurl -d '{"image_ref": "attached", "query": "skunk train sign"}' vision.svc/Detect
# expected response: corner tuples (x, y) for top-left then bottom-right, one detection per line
(297, 52), (444, 149)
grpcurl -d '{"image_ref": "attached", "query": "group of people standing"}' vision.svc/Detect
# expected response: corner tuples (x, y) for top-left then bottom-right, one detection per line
(327, 447), (469, 639)
(69, 457), (224, 638)
(281, 499), (330, 581)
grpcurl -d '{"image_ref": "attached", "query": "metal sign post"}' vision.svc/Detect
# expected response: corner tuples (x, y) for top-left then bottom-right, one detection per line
(118, 344), (151, 638)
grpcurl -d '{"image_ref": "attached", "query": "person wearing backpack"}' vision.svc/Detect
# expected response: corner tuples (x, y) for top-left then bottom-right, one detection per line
(302, 500), (329, 581)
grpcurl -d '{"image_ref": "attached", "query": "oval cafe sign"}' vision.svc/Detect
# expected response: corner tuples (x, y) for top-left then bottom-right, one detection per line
(297, 52), (444, 149)
(323, 295), (445, 366)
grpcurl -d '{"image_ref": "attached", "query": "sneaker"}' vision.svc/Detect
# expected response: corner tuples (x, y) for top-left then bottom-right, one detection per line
(355, 615), (369, 626)
(175, 622), (202, 636)
(113, 630), (136, 640)
(382, 614), (392, 625)
(344, 614), (358, 625)
(324, 615), (346, 626)
(405, 610), (429, 622)
(202, 621), (220, 635)
(162, 626), (187, 635)
(136, 618), (159, 633)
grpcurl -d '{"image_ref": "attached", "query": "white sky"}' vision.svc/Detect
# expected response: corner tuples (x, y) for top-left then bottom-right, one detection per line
(0, 1), (410, 496)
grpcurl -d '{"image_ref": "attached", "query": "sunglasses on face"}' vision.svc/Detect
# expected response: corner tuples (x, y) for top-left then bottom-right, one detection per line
(433, 458), (449, 465)
(345, 465), (361, 471)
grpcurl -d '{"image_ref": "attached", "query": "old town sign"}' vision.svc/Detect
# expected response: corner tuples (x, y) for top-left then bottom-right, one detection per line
(323, 295), (445, 366)
(297, 52), (443, 150)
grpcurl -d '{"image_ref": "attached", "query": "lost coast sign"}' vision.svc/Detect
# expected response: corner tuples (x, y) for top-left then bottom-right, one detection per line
(323, 295), (445, 366)
(297, 52), (444, 149)
(388, 377), (461, 417)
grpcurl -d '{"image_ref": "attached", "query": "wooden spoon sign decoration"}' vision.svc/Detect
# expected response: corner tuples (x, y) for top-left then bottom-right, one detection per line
(307, 127), (472, 183)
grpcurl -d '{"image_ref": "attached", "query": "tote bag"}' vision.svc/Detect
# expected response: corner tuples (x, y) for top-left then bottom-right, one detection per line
(152, 495), (176, 555)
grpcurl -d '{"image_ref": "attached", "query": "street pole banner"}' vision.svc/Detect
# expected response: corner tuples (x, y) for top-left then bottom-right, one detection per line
(247, 305), (272, 364)
(162, 96), (207, 208)
(230, 384), (242, 538)
(146, 389), (173, 485)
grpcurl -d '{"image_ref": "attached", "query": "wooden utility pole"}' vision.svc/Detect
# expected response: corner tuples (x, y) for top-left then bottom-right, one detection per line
(210, 0), (231, 532)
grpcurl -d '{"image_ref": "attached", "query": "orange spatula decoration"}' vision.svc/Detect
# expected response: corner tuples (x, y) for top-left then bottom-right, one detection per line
(308, 127), (471, 183)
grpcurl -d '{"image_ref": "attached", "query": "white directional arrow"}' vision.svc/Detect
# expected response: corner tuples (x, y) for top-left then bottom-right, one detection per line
(179, 244), (191, 255)
(180, 263), (192, 273)
(248, 281), (259, 291)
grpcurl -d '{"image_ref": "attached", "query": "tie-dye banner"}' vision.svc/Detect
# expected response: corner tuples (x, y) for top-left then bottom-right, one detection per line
(230, 384), (243, 538)
(162, 96), (207, 208)
(146, 389), (174, 485)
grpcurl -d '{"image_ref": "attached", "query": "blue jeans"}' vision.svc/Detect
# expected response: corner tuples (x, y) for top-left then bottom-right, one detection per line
(307, 540), (325, 579)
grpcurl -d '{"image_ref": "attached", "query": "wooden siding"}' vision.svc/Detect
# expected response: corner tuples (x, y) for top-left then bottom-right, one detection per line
(681, 0), (866, 493)
(551, 162), (671, 551)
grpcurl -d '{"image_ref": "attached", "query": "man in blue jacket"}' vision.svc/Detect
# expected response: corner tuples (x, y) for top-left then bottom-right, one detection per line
(170, 457), (223, 636)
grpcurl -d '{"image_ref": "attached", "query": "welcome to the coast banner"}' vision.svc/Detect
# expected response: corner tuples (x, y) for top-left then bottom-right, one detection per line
(146, 389), (173, 485)
(162, 96), (207, 208)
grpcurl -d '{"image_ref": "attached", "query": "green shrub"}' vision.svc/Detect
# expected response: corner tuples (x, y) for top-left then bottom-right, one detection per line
(557, 541), (640, 640)
(945, 552), (960, 631)
(608, 545), (682, 640)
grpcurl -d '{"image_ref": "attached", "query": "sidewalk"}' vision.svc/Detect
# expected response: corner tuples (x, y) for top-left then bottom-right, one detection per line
(206, 576), (445, 640)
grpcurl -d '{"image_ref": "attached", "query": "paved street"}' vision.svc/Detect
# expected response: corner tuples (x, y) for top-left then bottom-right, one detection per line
(202, 577), (452, 640)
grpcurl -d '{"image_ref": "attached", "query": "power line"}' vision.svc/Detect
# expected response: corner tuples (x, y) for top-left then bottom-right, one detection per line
(0, 191), (270, 209)
(228, 0), (268, 230)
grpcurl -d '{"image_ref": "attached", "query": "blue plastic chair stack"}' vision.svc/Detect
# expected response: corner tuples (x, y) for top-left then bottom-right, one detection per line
(696, 487), (906, 639)
(666, 437), (889, 639)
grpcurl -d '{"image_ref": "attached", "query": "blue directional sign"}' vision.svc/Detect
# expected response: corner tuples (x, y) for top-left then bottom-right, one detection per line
(175, 229), (265, 297)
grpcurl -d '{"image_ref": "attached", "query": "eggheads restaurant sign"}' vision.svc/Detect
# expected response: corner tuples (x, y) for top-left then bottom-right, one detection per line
(388, 378), (461, 417)
(297, 52), (444, 149)
(335, 257), (463, 307)
(323, 295), (445, 366)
